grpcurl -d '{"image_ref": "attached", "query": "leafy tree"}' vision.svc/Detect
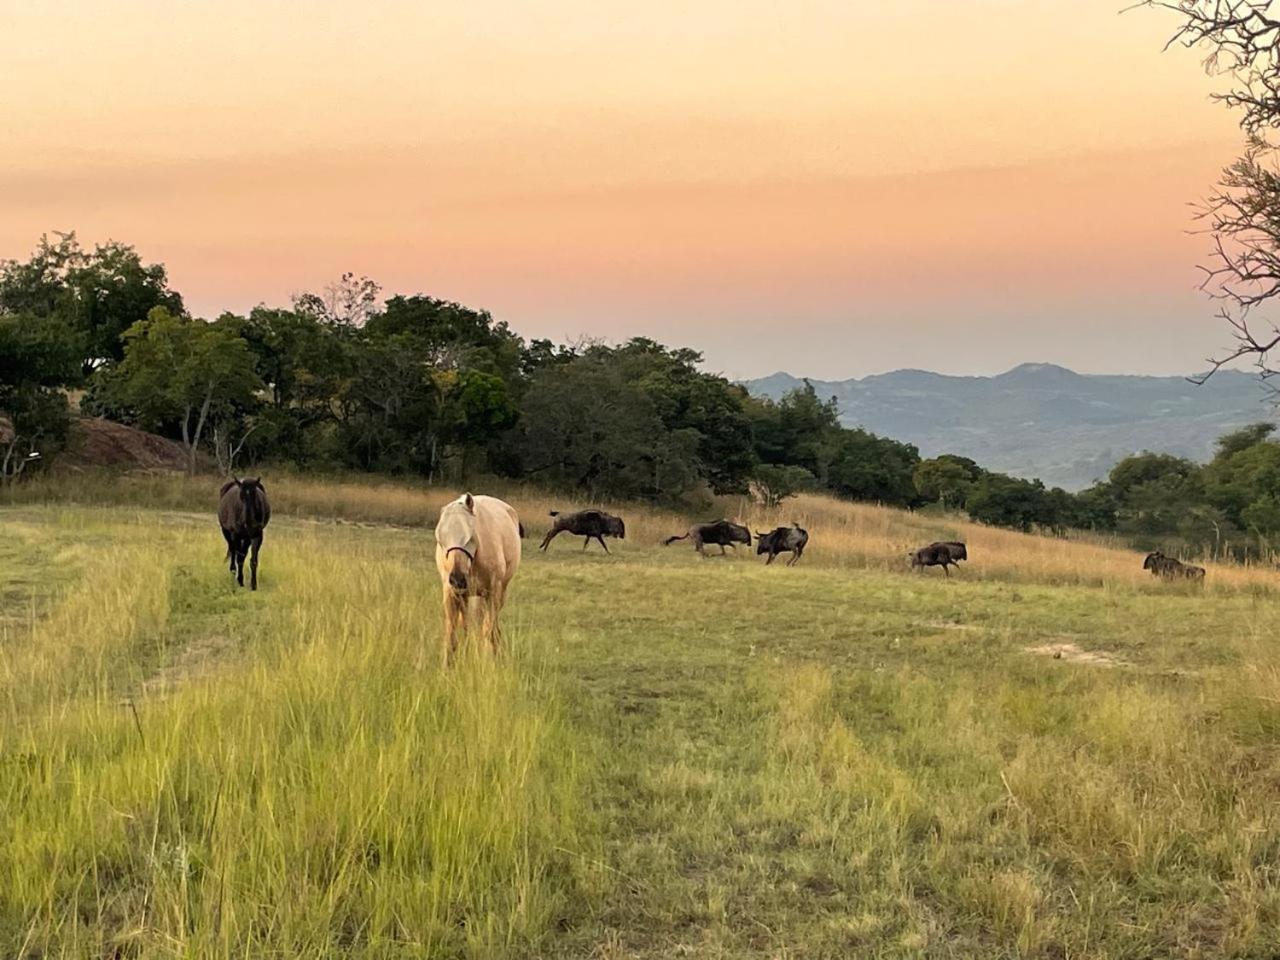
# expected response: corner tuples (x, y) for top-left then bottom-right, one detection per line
(366, 295), (524, 383)
(336, 332), (442, 475)
(604, 338), (756, 494)
(751, 464), (814, 508)
(1203, 425), (1280, 532)
(0, 232), (184, 375)
(228, 307), (354, 464)
(94, 308), (262, 474)
(0, 313), (80, 482)
(1107, 453), (1201, 502)
(749, 381), (841, 480)
(966, 474), (1055, 532)
(827, 429), (920, 507)
(1070, 484), (1119, 531)
(914, 454), (983, 508)
(498, 356), (701, 502)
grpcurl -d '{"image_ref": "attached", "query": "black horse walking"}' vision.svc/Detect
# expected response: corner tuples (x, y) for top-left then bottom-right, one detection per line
(218, 477), (271, 590)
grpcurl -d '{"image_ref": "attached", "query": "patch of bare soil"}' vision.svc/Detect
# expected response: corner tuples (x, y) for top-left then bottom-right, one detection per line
(57, 417), (194, 471)
(1026, 642), (1127, 668)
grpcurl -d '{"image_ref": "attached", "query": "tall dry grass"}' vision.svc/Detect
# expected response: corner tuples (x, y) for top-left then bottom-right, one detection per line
(0, 520), (597, 958)
(8, 470), (1279, 594)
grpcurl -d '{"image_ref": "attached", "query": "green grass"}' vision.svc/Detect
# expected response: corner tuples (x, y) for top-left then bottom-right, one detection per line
(2, 486), (1279, 958)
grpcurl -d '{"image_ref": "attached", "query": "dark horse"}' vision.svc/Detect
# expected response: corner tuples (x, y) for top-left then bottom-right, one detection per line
(218, 477), (271, 590)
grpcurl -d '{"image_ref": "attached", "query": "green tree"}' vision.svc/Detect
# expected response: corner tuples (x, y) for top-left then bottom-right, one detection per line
(1203, 425), (1280, 533)
(913, 454), (983, 508)
(95, 308), (262, 474)
(0, 232), (184, 375)
(0, 313), (80, 482)
(498, 356), (701, 502)
(966, 474), (1057, 532)
(826, 429), (920, 507)
(748, 381), (842, 480)
(751, 463), (814, 508)
(605, 338), (756, 494)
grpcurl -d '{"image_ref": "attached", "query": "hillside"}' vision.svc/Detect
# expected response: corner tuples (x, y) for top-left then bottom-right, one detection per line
(746, 364), (1276, 490)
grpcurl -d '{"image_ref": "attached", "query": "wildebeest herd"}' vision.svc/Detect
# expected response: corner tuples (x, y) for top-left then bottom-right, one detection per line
(215, 480), (1207, 665)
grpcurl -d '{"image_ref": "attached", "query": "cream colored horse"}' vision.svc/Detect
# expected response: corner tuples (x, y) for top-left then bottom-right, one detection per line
(434, 493), (522, 666)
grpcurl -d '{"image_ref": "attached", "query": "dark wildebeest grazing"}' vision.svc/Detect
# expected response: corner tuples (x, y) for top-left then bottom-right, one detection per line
(218, 477), (271, 590)
(910, 540), (967, 577)
(434, 493), (522, 665)
(755, 524), (808, 566)
(539, 509), (626, 553)
(1144, 552), (1205, 582)
(664, 520), (751, 557)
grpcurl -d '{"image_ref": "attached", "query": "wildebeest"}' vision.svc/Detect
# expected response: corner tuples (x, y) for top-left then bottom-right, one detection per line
(664, 520), (751, 557)
(910, 540), (967, 577)
(755, 524), (808, 566)
(218, 477), (271, 590)
(539, 509), (625, 553)
(1144, 551), (1206, 582)
(434, 493), (522, 666)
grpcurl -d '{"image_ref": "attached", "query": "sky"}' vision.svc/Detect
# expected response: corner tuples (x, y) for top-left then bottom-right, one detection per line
(0, 0), (1248, 379)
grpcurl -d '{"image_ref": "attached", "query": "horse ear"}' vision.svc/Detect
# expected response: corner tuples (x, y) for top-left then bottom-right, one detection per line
(463, 493), (475, 512)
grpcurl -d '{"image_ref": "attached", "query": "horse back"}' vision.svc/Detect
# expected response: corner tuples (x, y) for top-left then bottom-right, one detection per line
(473, 495), (522, 582)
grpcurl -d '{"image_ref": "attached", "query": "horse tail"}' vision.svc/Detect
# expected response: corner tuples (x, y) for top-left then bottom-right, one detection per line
(518, 522), (527, 538)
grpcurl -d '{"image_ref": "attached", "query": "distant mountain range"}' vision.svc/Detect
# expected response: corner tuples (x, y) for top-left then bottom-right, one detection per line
(744, 363), (1278, 491)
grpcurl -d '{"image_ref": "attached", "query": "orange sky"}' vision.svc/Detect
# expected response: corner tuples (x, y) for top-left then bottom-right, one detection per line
(0, 0), (1247, 377)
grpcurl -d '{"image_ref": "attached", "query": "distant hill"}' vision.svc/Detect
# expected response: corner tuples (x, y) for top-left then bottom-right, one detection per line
(745, 363), (1278, 491)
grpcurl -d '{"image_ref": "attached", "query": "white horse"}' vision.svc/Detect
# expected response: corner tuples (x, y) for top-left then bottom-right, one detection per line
(434, 493), (522, 666)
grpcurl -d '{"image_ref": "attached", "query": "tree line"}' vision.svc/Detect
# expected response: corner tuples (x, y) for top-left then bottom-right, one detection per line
(3, 231), (1279, 557)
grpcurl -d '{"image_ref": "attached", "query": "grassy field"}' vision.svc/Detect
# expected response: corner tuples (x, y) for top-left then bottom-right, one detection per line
(2, 473), (1280, 958)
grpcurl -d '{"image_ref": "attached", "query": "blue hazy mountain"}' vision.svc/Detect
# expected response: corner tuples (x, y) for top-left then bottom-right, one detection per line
(744, 363), (1276, 490)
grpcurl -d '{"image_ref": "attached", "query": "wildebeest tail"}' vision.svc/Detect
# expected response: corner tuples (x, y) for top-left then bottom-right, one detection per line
(519, 522), (526, 538)
(664, 533), (689, 545)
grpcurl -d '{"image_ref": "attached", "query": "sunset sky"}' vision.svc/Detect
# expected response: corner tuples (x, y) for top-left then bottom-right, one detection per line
(1, 0), (1245, 378)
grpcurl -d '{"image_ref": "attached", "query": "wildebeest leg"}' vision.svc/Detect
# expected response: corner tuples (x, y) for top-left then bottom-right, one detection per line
(942, 561), (951, 578)
(582, 536), (590, 551)
(596, 535), (610, 553)
(765, 551), (776, 565)
(719, 544), (726, 556)
(786, 549), (799, 567)
(539, 529), (560, 552)
(249, 533), (263, 591)
(222, 528), (236, 573)
(695, 538), (706, 558)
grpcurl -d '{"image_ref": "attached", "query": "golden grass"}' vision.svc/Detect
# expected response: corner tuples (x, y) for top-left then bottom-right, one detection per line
(3, 476), (1280, 956)
(9, 471), (1279, 596)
